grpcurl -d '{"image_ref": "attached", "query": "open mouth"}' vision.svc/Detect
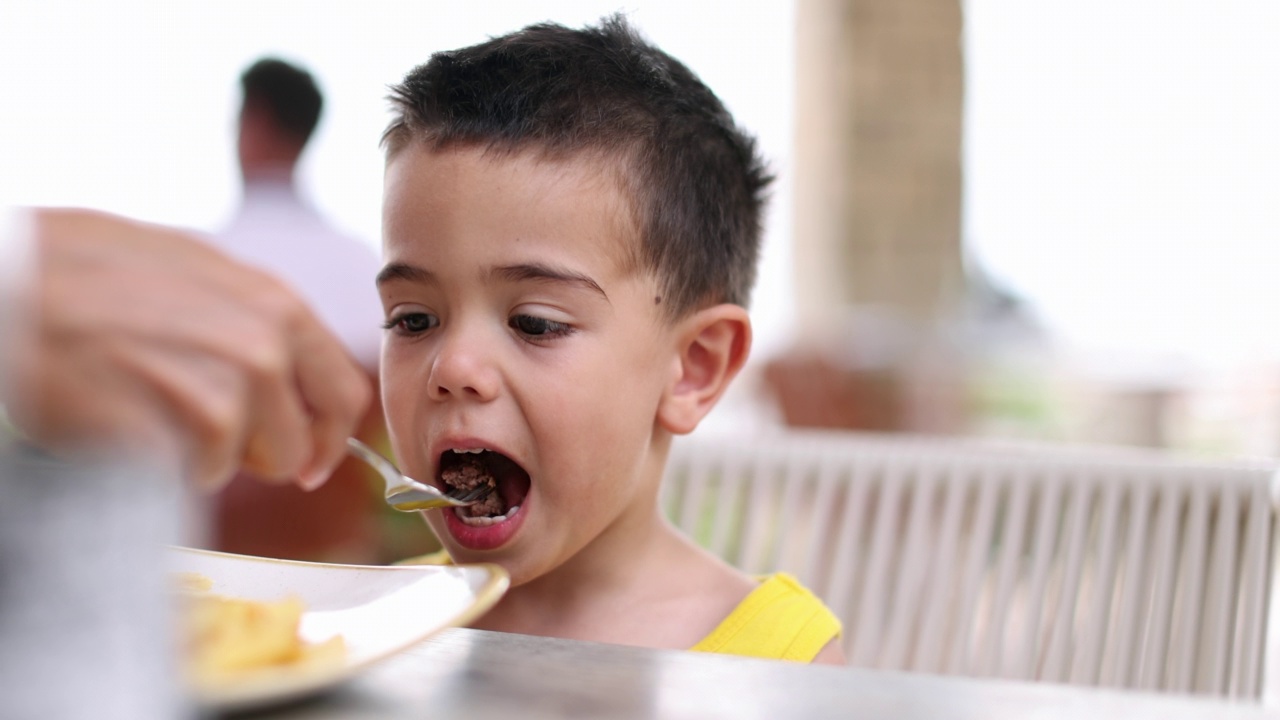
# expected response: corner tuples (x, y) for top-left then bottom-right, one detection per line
(438, 449), (532, 527)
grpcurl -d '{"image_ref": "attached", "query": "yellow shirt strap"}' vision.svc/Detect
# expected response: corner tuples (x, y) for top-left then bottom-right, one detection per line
(394, 549), (454, 566)
(690, 573), (842, 663)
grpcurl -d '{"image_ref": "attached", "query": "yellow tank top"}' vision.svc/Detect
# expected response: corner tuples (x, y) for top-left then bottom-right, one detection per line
(689, 573), (841, 662)
(397, 552), (841, 663)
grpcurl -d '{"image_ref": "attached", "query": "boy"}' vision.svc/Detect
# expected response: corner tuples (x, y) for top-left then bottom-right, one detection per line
(378, 16), (844, 664)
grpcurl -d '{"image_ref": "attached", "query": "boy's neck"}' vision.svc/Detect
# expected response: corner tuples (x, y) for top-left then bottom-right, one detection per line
(473, 510), (752, 649)
(516, 434), (680, 602)
(511, 501), (677, 604)
(474, 498), (662, 616)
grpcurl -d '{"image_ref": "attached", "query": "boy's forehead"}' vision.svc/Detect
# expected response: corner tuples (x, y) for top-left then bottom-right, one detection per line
(385, 141), (644, 272)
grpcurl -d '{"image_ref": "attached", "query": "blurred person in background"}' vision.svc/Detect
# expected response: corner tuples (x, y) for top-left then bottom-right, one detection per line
(205, 57), (389, 563)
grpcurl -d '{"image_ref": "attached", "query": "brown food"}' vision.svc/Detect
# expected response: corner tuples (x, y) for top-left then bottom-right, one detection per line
(466, 491), (505, 517)
(443, 457), (503, 517)
(442, 457), (496, 491)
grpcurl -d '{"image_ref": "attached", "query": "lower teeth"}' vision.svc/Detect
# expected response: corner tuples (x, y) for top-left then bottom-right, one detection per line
(456, 505), (521, 527)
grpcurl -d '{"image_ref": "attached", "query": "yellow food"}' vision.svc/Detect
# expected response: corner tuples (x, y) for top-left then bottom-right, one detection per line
(175, 572), (213, 594)
(177, 574), (345, 689)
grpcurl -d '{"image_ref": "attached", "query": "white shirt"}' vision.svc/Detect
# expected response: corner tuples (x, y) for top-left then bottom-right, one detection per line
(0, 207), (32, 410)
(210, 179), (384, 372)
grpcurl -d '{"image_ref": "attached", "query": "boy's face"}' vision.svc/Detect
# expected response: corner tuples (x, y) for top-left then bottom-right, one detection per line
(379, 144), (679, 583)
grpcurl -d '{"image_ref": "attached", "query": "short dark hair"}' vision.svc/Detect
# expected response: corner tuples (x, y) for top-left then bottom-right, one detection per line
(383, 15), (772, 318)
(240, 58), (323, 144)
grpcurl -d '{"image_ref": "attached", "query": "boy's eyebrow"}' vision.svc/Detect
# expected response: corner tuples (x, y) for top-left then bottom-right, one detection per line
(376, 262), (434, 286)
(493, 263), (609, 302)
(376, 261), (609, 301)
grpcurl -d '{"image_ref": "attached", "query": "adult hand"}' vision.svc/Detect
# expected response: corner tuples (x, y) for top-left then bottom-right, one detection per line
(4, 208), (372, 490)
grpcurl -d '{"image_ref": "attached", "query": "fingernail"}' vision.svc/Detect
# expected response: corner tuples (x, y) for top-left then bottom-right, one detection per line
(299, 469), (329, 492)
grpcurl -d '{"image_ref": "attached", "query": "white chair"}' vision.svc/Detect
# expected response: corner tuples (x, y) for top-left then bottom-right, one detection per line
(661, 428), (1280, 702)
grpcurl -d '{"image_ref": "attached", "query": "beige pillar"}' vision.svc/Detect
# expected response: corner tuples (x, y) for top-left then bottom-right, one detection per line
(794, 0), (966, 331)
(794, 0), (856, 338)
(783, 0), (967, 433)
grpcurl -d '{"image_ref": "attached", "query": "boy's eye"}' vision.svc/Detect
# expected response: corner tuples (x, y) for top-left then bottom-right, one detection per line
(510, 314), (571, 338)
(384, 312), (438, 334)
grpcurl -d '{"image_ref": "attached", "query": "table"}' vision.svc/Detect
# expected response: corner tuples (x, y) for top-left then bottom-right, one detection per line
(239, 628), (1278, 720)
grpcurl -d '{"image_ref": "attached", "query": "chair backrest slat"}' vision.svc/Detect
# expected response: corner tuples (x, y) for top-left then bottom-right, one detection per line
(850, 459), (908, 666)
(1233, 483), (1271, 698)
(946, 466), (1003, 674)
(981, 465), (1033, 677)
(881, 459), (941, 670)
(1169, 480), (1211, 693)
(1012, 468), (1064, 680)
(823, 457), (874, 624)
(1102, 479), (1154, 688)
(707, 449), (749, 561)
(912, 463), (969, 674)
(737, 449), (779, 574)
(1200, 479), (1241, 695)
(1136, 478), (1184, 690)
(1073, 477), (1124, 685)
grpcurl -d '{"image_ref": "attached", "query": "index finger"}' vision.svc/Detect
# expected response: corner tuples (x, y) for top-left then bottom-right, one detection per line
(288, 310), (372, 490)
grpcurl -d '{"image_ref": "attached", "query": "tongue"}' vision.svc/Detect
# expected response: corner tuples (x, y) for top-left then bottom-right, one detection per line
(498, 471), (530, 509)
(481, 453), (530, 510)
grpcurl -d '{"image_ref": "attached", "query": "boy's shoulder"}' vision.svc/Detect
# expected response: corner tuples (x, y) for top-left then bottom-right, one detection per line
(692, 572), (842, 663)
(658, 540), (840, 662)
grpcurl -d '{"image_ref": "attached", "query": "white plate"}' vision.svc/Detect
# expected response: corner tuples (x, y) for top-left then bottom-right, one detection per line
(169, 546), (508, 712)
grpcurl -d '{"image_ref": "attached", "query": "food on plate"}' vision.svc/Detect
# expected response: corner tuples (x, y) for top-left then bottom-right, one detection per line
(176, 571), (213, 593)
(176, 573), (344, 689)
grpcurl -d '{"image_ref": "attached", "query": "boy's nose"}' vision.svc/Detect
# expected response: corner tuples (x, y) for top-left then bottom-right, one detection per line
(425, 330), (500, 402)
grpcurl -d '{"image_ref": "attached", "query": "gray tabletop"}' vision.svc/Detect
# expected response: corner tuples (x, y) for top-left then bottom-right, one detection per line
(233, 627), (1277, 720)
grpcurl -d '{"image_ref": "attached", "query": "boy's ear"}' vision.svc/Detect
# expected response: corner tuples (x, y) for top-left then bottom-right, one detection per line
(658, 304), (752, 435)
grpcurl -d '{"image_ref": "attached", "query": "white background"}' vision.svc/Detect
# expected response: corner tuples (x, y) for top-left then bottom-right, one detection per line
(0, 1), (797, 358)
(5, 1), (1279, 373)
(966, 0), (1280, 371)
